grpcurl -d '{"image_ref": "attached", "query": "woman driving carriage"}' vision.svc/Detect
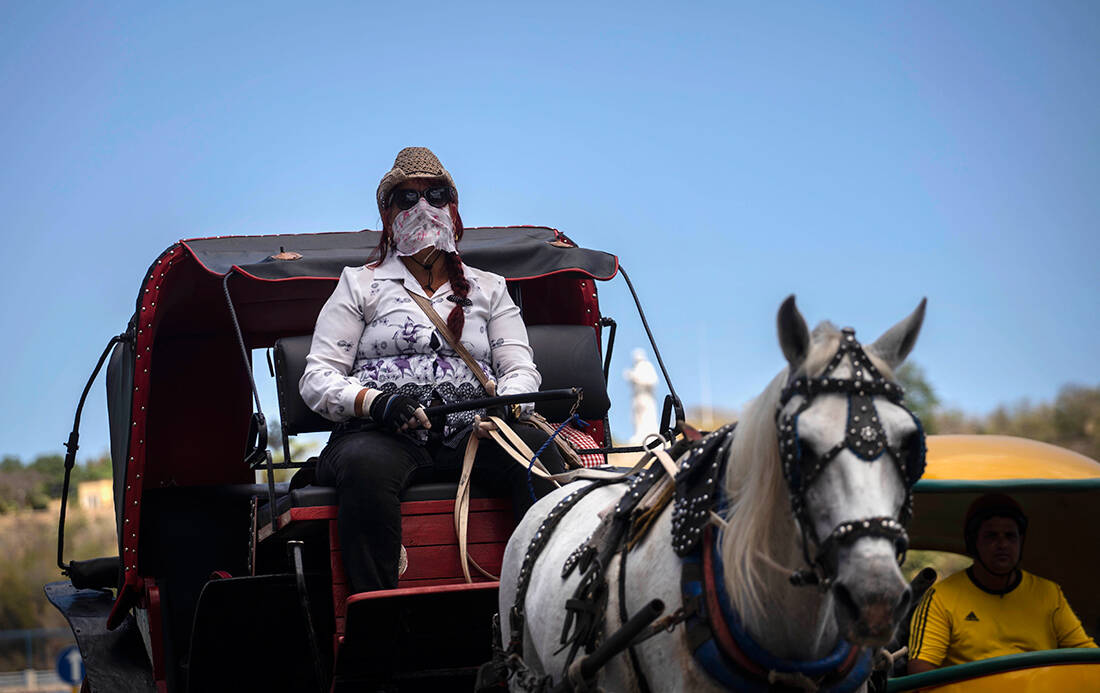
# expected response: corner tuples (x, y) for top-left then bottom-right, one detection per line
(299, 147), (566, 594)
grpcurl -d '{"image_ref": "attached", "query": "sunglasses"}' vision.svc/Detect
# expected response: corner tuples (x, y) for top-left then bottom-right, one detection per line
(388, 186), (454, 211)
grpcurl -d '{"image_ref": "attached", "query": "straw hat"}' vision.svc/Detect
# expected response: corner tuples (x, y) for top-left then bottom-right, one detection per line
(376, 147), (457, 215)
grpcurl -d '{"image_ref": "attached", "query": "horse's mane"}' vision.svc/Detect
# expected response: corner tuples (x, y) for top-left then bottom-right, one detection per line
(717, 368), (791, 626)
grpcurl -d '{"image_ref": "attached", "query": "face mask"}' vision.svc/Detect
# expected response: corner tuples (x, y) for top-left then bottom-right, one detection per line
(392, 198), (457, 256)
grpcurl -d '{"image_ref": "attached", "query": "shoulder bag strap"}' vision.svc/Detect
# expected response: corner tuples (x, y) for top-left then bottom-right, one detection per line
(406, 288), (515, 582)
(405, 288), (495, 396)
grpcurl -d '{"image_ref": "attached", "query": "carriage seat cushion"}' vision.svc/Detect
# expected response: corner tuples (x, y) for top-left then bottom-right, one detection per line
(275, 335), (336, 437)
(275, 324), (609, 439)
(526, 324), (610, 422)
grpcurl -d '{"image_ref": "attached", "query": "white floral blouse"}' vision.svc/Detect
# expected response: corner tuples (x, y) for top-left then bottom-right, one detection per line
(299, 252), (540, 444)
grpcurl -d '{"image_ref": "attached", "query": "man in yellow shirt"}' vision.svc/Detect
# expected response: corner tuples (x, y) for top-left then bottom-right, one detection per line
(908, 493), (1096, 673)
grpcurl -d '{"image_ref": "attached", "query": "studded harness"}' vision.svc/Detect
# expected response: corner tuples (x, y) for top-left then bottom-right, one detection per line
(502, 329), (926, 690)
(777, 328), (926, 588)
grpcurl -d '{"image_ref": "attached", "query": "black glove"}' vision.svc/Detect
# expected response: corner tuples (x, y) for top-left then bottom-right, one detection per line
(368, 392), (423, 432)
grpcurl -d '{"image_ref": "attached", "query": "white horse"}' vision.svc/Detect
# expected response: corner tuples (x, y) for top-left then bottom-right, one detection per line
(498, 296), (927, 692)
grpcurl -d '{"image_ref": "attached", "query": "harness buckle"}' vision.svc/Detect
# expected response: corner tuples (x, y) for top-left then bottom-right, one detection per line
(789, 567), (832, 591)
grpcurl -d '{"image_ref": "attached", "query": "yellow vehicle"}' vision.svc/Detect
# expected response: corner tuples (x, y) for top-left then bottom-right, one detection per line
(888, 434), (1100, 692)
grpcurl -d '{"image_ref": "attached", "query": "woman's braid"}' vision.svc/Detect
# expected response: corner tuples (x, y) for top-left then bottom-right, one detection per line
(444, 252), (470, 338)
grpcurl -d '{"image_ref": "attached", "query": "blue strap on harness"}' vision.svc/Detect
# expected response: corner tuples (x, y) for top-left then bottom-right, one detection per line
(682, 539), (873, 692)
(710, 541), (870, 683)
(678, 430), (874, 692)
(526, 413), (583, 500)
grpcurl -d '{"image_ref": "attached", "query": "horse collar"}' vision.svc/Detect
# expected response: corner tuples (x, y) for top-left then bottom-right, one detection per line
(681, 527), (873, 692)
(775, 328), (926, 587)
(671, 423), (736, 556)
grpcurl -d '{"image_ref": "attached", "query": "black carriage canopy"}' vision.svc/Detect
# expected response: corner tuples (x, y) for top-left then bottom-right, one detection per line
(101, 226), (619, 625)
(182, 226), (619, 283)
(109, 224), (618, 489)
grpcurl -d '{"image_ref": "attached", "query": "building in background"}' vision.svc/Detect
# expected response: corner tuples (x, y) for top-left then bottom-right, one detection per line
(77, 479), (113, 515)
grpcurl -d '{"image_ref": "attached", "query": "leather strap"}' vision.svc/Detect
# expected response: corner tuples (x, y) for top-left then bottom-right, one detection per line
(455, 431), (498, 582)
(406, 288), (675, 583)
(547, 467), (635, 483)
(487, 415), (558, 482)
(406, 289), (555, 582)
(405, 289), (496, 396)
(648, 439), (679, 480)
(455, 416), (581, 583)
(409, 287), (600, 474)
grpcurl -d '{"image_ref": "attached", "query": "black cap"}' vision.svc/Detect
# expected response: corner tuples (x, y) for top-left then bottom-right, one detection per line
(964, 493), (1028, 555)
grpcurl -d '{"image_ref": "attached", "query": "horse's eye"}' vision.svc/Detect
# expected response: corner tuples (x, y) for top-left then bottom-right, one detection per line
(800, 446), (826, 482)
(898, 430), (926, 485)
(902, 430), (924, 455)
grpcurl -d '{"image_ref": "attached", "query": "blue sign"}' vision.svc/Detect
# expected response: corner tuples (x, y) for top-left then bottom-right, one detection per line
(56, 645), (84, 685)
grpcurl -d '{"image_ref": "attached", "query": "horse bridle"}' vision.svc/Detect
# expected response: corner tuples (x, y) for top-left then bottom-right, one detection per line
(775, 328), (926, 589)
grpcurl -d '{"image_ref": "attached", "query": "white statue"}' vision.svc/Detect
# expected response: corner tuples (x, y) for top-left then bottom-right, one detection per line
(623, 348), (659, 445)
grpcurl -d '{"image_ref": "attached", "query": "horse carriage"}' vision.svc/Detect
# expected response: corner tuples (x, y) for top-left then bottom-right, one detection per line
(47, 225), (658, 692)
(45, 225), (1096, 692)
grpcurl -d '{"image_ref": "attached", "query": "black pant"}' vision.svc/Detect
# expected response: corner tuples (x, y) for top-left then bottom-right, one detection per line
(316, 424), (565, 594)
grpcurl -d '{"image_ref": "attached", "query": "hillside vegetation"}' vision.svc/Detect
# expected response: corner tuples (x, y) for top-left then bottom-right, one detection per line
(0, 502), (115, 669)
(688, 368), (1099, 462)
(0, 452), (111, 514)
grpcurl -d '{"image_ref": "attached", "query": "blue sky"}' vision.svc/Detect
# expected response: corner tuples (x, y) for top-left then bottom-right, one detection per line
(1, 1), (1097, 463)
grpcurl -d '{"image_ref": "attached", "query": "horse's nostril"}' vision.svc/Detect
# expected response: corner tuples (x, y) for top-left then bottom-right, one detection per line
(833, 582), (861, 622)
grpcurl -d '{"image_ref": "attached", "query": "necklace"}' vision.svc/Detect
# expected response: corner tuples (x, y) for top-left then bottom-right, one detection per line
(408, 249), (442, 291)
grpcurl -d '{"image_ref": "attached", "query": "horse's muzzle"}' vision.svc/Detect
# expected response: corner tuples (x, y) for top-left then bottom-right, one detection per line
(832, 572), (911, 646)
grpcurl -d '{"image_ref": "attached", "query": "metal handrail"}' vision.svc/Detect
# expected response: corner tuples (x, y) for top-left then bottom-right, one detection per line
(58, 331), (130, 572)
(617, 266), (685, 430)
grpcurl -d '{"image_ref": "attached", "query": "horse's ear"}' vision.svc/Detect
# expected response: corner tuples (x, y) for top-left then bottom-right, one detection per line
(869, 298), (927, 369)
(777, 295), (811, 371)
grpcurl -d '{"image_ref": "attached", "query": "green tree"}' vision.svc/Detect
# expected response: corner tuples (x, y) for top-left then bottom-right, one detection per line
(1051, 385), (1100, 460)
(72, 452), (113, 485)
(0, 463), (45, 513)
(29, 454), (66, 497)
(896, 362), (940, 434)
(0, 452), (113, 512)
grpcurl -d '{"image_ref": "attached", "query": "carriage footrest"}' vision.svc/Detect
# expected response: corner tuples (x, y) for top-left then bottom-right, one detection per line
(333, 582), (500, 690)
